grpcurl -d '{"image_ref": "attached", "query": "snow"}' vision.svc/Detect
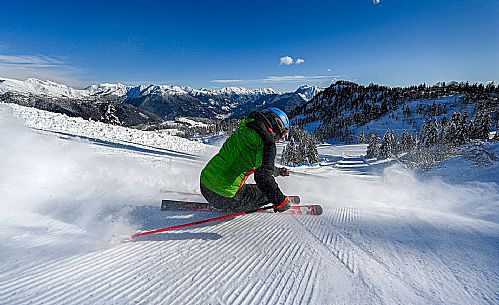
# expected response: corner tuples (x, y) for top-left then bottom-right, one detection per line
(295, 85), (324, 101)
(2, 103), (208, 154)
(175, 117), (210, 128)
(1, 103), (498, 304)
(85, 83), (131, 97)
(422, 141), (499, 185)
(0, 77), (90, 99)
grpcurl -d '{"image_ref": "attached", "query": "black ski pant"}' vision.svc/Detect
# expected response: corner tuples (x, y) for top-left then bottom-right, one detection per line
(200, 183), (269, 212)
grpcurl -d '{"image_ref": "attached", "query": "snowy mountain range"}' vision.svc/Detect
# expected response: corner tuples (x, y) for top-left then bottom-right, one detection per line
(0, 77), (323, 123)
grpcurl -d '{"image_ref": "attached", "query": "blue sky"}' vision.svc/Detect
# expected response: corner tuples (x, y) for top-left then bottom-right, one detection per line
(0, 0), (498, 91)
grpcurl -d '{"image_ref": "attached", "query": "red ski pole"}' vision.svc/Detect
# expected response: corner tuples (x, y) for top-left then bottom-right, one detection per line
(130, 206), (274, 239)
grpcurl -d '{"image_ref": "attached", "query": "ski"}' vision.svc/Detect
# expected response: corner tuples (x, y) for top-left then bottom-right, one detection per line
(160, 198), (301, 212)
(160, 198), (322, 216)
(158, 191), (301, 204)
(279, 204), (322, 216)
(158, 194), (300, 204)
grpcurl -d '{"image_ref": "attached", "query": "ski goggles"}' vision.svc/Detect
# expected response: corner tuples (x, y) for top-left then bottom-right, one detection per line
(273, 117), (288, 138)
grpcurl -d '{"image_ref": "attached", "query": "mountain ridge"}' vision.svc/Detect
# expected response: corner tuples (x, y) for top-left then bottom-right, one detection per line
(0, 76), (305, 100)
(0, 76), (323, 123)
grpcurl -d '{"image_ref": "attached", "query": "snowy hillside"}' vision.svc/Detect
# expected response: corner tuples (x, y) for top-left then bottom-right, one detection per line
(1, 103), (498, 304)
(0, 77), (90, 99)
(355, 95), (474, 137)
(294, 81), (498, 143)
(2, 103), (207, 154)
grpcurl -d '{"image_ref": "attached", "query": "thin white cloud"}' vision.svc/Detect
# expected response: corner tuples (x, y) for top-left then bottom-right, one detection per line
(263, 75), (336, 83)
(295, 58), (305, 65)
(265, 75), (307, 82)
(209, 79), (245, 84)
(0, 55), (65, 66)
(279, 56), (294, 65)
(0, 54), (86, 87)
(211, 75), (339, 84)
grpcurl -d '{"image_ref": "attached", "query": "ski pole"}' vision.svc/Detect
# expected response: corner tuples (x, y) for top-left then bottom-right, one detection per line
(130, 206), (274, 239)
(159, 189), (203, 197)
(288, 170), (327, 179)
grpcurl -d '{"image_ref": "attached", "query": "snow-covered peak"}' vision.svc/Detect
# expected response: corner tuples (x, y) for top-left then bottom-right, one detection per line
(128, 84), (194, 97)
(85, 83), (131, 97)
(294, 85), (323, 101)
(252, 88), (279, 95)
(157, 84), (194, 95)
(218, 87), (253, 95)
(205, 87), (277, 97)
(0, 77), (90, 99)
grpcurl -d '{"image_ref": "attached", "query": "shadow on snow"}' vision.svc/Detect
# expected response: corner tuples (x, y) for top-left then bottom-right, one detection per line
(36, 128), (204, 162)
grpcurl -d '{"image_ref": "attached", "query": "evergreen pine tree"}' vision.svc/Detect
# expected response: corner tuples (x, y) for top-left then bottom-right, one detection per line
(379, 129), (397, 158)
(357, 130), (366, 143)
(307, 134), (319, 164)
(470, 108), (491, 139)
(367, 132), (381, 158)
(286, 139), (297, 164)
(450, 112), (467, 145)
(281, 144), (289, 165)
(400, 130), (410, 151)
(420, 118), (438, 147)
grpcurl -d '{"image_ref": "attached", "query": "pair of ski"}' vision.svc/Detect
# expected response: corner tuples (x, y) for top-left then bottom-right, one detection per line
(129, 197), (322, 239)
(160, 196), (322, 215)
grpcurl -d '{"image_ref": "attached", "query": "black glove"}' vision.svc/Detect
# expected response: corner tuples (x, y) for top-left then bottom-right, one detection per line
(274, 167), (289, 177)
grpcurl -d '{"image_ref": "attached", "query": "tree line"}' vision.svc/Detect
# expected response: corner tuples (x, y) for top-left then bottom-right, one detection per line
(281, 126), (319, 166)
(365, 106), (496, 168)
(291, 80), (498, 144)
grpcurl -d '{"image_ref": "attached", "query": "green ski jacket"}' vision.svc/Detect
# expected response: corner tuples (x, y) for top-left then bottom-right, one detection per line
(200, 118), (263, 197)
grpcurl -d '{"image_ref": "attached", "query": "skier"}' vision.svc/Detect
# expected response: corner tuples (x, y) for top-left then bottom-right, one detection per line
(200, 107), (292, 213)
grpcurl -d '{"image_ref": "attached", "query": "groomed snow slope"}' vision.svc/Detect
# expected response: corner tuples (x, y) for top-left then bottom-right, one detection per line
(1, 103), (498, 305)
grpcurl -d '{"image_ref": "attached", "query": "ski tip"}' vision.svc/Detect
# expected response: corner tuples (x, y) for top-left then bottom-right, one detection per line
(315, 205), (323, 216)
(125, 231), (146, 241)
(288, 195), (300, 204)
(122, 236), (134, 243)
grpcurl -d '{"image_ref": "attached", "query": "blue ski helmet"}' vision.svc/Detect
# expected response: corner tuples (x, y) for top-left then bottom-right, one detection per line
(263, 107), (290, 138)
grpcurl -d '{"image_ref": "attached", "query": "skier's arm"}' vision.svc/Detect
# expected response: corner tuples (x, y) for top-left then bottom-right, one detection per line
(246, 111), (288, 208)
(254, 141), (287, 206)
